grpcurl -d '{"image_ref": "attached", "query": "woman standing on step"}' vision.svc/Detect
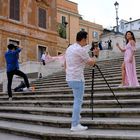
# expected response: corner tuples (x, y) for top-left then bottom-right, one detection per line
(116, 31), (139, 87)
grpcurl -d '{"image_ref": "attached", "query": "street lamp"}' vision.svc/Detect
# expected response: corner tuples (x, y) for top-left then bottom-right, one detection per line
(114, 1), (119, 33)
(129, 17), (132, 30)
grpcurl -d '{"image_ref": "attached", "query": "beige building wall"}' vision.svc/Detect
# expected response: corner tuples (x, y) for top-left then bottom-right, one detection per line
(0, 0), (57, 69)
(56, 0), (103, 53)
(56, 0), (80, 53)
(69, 16), (79, 44)
(79, 20), (103, 44)
(0, 0), (104, 68)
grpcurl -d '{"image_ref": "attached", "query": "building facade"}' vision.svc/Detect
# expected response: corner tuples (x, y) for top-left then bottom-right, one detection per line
(119, 19), (140, 34)
(56, 0), (80, 53)
(0, 0), (57, 69)
(0, 0), (103, 69)
(105, 19), (140, 51)
(79, 19), (103, 44)
(56, 0), (103, 53)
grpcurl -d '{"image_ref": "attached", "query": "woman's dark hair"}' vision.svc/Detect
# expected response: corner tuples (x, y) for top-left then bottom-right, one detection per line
(90, 41), (98, 51)
(76, 31), (88, 41)
(125, 31), (136, 44)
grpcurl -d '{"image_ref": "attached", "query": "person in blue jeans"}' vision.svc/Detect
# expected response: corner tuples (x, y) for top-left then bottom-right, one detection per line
(5, 44), (30, 101)
(65, 31), (97, 131)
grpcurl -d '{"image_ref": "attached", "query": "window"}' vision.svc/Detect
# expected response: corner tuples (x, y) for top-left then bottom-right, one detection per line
(92, 31), (98, 39)
(38, 8), (47, 29)
(58, 52), (62, 55)
(62, 16), (66, 24)
(121, 24), (124, 29)
(9, 0), (20, 21)
(9, 39), (19, 46)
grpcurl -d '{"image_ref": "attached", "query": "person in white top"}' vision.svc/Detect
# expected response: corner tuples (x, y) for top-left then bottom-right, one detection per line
(65, 31), (97, 131)
(41, 51), (46, 65)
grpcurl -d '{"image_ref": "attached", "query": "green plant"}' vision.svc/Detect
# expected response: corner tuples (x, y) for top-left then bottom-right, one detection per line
(57, 23), (66, 39)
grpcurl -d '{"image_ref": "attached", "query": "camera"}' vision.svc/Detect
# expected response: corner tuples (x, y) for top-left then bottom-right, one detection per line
(13, 45), (18, 49)
(8, 44), (18, 50)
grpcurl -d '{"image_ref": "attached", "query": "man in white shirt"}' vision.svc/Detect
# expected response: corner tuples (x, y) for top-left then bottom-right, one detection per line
(65, 31), (96, 131)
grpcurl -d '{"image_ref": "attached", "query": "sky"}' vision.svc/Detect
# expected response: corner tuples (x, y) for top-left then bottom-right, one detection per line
(70, 0), (140, 28)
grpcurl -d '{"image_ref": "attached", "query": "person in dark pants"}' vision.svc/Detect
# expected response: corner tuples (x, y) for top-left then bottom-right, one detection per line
(5, 44), (30, 101)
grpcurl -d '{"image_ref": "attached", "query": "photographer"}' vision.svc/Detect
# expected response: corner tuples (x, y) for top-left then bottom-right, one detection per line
(5, 44), (30, 101)
(65, 31), (96, 131)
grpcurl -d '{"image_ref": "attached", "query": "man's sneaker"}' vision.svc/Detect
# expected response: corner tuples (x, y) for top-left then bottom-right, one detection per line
(118, 84), (123, 87)
(70, 124), (88, 131)
(8, 97), (12, 101)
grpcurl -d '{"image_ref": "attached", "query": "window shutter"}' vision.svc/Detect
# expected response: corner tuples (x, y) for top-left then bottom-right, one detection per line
(38, 8), (46, 29)
(14, 0), (20, 21)
(10, 0), (20, 21)
(62, 16), (66, 24)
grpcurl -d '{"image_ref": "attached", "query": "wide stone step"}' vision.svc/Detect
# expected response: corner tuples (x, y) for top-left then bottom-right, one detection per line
(32, 77), (140, 88)
(33, 67), (140, 82)
(35, 71), (140, 84)
(1, 86), (140, 97)
(33, 78), (122, 85)
(32, 78), (139, 88)
(0, 107), (140, 118)
(32, 73), (119, 83)
(0, 99), (140, 108)
(0, 132), (39, 140)
(33, 84), (119, 90)
(0, 120), (140, 140)
(1, 92), (140, 101)
(29, 86), (140, 93)
(0, 113), (140, 130)
(32, 79), (122, 88)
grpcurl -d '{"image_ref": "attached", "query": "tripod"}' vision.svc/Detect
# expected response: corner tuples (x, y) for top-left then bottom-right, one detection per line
(91, 64), (122, 120)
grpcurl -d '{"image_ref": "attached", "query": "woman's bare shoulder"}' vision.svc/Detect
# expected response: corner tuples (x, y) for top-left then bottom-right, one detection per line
(130, 40), (135, 46)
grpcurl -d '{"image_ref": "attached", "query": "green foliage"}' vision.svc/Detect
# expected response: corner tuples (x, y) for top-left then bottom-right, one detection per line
(57, 23), (66, 39)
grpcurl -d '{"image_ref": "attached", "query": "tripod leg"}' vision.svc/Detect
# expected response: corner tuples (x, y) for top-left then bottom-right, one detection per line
(91, 67), (95, 120)
(95, 64), (122, 108)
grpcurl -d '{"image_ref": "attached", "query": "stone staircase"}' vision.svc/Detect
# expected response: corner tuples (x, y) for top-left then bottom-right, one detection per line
(0, 52), (140, 139)
(0, 83), (2, 92)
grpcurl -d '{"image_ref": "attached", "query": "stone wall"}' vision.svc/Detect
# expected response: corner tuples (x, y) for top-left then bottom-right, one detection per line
(0, 0), (57, 69)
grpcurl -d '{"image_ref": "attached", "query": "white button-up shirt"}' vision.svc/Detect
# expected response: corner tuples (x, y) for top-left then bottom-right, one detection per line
(65, 43), (90, 81)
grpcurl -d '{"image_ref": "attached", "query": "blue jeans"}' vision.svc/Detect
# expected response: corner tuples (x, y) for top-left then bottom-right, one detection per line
(67, 81), (85, 127)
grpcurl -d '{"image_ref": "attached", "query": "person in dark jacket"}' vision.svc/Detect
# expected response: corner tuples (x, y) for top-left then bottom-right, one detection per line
(5, 44), (30, 101)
